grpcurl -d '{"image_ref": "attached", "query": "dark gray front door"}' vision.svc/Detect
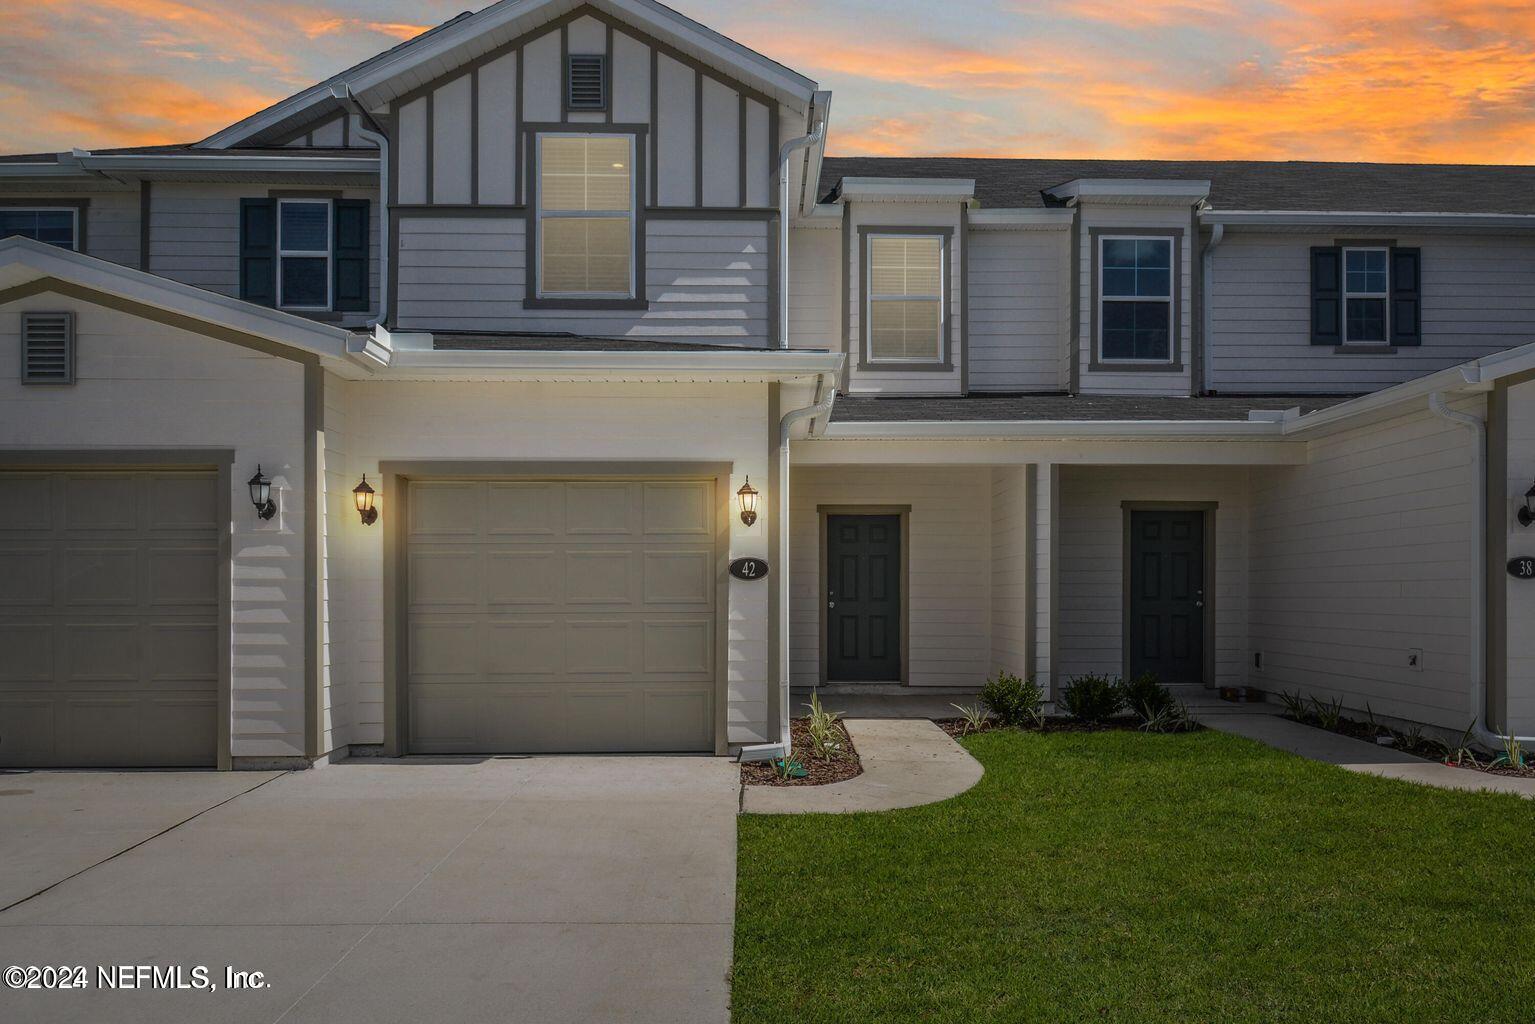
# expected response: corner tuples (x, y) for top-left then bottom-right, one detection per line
(1128, 510), (1205, 685)
(826, 514), (901, 682)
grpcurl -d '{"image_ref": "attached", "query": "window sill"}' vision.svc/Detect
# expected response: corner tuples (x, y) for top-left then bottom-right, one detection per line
(855, 359), (955, 373)
(1088, 361), (1185, 373)
(1332, 344), (1399, 354)
(524, 298), (650, 311)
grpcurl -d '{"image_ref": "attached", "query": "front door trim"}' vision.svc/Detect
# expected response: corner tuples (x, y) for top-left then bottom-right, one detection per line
(381, 459), (734, 757)
(817, 505), (910, 685)
(1121, 501), (1217, 688)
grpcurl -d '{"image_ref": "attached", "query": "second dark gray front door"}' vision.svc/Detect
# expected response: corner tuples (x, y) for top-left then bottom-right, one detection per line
(826, 514), (901, 681)
(1128, 510), (1206, 684)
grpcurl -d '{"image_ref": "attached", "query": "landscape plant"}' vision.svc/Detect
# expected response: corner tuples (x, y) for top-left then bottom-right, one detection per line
(979, 671), (1046, 729)
(1059, 674), (1124, 724)
(803, 691), (845, 760)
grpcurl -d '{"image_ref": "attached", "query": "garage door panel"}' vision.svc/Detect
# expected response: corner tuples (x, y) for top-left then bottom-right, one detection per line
(407, 476), (717, 754)
(643, 549), (712, 604)
(486, 482), (560, 535)
(0, 468), (218, 767)
(565, 549), (635, 604)
(0, 549), (52, 606)
(642, 481), (711, 536)
(410, 481), (480, 537)
(0, 474), (51, 531)
(62, 547), (139, 606)
(409, 550), (483, 607)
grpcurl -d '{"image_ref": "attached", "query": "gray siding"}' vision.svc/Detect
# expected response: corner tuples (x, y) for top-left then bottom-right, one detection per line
(2, 188), (142, 270)
(1210, 231), (1535, 393)
(968, 228), (1065, 392)
(395, 215), (769, 341)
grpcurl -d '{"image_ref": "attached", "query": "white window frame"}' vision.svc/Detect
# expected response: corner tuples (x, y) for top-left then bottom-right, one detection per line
(864, 232), (946, 365)
(0, 207), (79, 251)
(1097, 234), (1175, 365)
(535, 132), (637, 300)
(276, 198), (332, 312)
(1342, 245), (1390, 344)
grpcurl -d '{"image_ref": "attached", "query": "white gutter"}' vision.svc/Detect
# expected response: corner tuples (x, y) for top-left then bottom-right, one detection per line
(1200, 223), (1225, 393)
(1204, 210), (1535, 230)
(334, 85), (390, 327)
(777, 119), (824, 349)
(739, 375), (837, 763)
(822, 418), (1289, 441)
(387, 347), (843, 379)
(78, 154), (379, 174)
(1428, 388), (1535, 750)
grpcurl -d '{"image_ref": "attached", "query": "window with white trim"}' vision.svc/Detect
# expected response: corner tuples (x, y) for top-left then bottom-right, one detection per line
(866, 234), (944, 362)
(1099, 236), (1173, 362)
(537, 134), (634, 298)
(277, 199), (331, 310)
(0, 208), (77, 250)
(1343, 246), (1388, 343)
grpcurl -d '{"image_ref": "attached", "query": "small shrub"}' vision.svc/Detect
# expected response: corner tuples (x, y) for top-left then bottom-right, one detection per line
(1059, 674), (1124, 724)
(1310, 695), (1343, 731)
(1434, 720), (1481, 768)
(1121, 672), (1173, 723)
(803, 691), (844, 760)
(950, 702), (990, 736)
(1277, 690), (1309, 720)
(980, 671), (1045, 729)
(773, 756), (808, 779)
(1498, 731), (1525, 770)
(1138, 698), (1198, 734)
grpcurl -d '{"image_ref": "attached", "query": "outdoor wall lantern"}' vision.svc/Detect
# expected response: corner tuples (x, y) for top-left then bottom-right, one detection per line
(736, 477), (759, 527)
(1519, 480), (1535, 527)
(353, 474), (378, 526)
(247, 465), (277, 521)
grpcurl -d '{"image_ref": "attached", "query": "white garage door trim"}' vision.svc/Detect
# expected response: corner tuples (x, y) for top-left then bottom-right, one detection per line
(0, 449), (234, 770)
(382, 461), (733, 756)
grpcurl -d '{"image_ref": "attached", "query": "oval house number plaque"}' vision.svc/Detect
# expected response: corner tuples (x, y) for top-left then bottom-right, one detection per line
(729, 557), (770, 581)
(1509, 556), (1535, 580)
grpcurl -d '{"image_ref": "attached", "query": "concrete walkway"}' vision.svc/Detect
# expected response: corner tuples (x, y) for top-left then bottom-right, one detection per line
(0, 757), (739, 1024)
(741, 719), (983, 814)
(1204, 712), (1535, 798)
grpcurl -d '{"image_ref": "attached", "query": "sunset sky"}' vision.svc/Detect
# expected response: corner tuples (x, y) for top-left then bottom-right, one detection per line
(3, 0), (1534, 162)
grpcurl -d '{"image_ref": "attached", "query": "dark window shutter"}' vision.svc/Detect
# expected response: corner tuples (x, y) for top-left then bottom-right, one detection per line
(239, 198), (276, 307)
(1390, 247), (1421, 346)
(333, 199), (370, 313)
(1310, 246), (1341, 345)
(567, 55), (607, 110)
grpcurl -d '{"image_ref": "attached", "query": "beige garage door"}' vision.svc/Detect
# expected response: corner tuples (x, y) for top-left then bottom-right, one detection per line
(0, 469), (219, 767)
(406, 478), (718, 753)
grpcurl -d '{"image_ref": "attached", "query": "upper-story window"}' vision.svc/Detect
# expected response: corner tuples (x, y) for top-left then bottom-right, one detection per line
(866, 234), (945, 363)
(1343, 247), (1388, 343)
(1099, 236), (1173, 362)
(0, 208), (77, 250)
(278, 199), (331, 310)
(536, 134), (634, 299)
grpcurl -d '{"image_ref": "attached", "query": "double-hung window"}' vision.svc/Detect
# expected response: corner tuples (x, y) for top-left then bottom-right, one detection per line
(1099, 236), (1173, 362)
(0, 208), (77, 250)
(277, 199), (331, 310)
(536, 134), (634, 299)
(1343, 246), (1388, 343)
(866, 234), (944, 363)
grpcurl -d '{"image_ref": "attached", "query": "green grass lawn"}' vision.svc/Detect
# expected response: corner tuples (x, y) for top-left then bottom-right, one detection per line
(734, 728), (1535, 1024)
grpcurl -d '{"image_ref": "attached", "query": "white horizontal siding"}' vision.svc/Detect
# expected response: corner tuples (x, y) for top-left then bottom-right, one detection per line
(1505, 380), (1535, 735)
(1210, 232), (1535, 393)
(790, 465), (991, 688)
(395, 216), (770, 341)
(990, 465), (1030, 678)
(1249, 400), (1478, 729)
(788, 226), (839, 349)
(968, 228), (1065, 392)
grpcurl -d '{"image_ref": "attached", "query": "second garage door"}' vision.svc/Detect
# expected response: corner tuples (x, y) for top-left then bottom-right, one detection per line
(405, 478), (718, 753)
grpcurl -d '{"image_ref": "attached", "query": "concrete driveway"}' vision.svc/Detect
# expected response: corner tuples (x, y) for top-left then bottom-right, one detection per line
(0, 757), (738, 1024)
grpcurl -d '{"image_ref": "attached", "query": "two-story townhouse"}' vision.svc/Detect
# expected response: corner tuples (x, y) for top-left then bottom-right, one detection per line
(3, 0), (1534, 772)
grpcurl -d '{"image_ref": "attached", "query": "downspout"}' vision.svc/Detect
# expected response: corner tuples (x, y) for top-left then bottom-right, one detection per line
(1427, 388), (1535, 749)
(739, 374), (836, 763)
(1199, 221), (1225, 394)
(332, 85), (390, 327)
(777, 119), (824, 348)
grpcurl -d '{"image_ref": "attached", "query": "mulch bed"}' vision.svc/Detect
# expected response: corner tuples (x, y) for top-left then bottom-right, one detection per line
(1284, 711), (1535, 778)
(933, 716), (1202, 740)
(740, 718), (861, 787)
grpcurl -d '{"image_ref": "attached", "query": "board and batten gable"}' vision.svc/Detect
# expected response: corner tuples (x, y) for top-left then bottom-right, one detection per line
(389, 6), (784, 344)
(1208, 230), (1535, 394)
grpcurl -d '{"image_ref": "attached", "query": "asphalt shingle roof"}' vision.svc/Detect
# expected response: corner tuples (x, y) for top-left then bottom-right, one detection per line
(819, 157), (1535, 214)
(829, 393), (1359, 423)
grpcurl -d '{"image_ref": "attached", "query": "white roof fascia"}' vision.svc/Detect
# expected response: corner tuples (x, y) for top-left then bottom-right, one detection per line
(834, 177), (976, 203)
(1045, 179), (1211, 204)
(82, 154), (380, 175)
(0, 236), (360, 372)
(0, 162), (96, 179)
(822, 419), (1286, 441)
(797, 91), (833, 217)
(384, 347), (844, 382)
(967, 209), (1076, 230)
(204, 0), (816, 149)
(1204, 210), (1535, 229)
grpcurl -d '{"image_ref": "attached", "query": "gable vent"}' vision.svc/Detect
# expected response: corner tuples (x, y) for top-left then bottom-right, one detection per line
(21, 311), (75, 385)
(567, 54), (607, 111)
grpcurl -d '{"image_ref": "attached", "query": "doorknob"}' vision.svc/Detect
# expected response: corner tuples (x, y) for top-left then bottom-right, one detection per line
(828, 601), (836, 609)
